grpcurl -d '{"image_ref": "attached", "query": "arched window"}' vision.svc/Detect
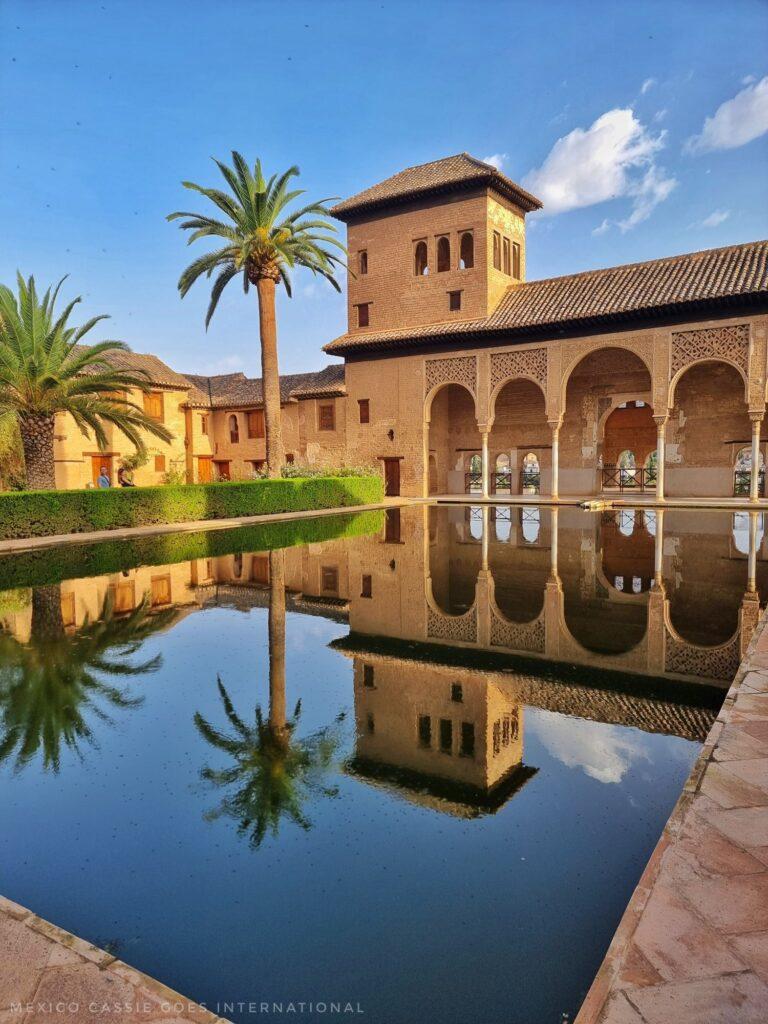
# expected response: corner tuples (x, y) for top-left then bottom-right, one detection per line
(229, 415), (239, 443)
(521, 507), (540, 544)
(734, 446), (765, 496)
(414, 240), (428, 276)
(732, 512), (764, 555)
(232, 553), (243, 579)
(617, 449), (636, 487)
(495, 507), (511, 542)
(468, 453), (482, 493)
(437, 236), (450, 273)
(618, 509), (636, 537)
(495, 453), (511, 494)
(459, 232), (474, 270)
(521, 452), (540, 494)
(469, 506), (483, 541)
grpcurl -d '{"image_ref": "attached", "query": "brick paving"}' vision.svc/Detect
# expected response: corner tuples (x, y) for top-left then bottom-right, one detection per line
(575, 616), (768, 1024)
(0, 896), (228, 1024)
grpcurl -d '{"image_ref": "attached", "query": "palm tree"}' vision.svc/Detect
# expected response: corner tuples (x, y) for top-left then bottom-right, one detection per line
(194, 551), (345, 847)
(0, 274), (173, 489)
(0, 587), (174, 773)
(167, 154), (345, 477)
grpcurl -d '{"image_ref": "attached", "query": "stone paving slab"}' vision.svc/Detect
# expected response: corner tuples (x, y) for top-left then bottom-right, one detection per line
(575, 612), (768, 1024)
(0, 897), (229, 1023)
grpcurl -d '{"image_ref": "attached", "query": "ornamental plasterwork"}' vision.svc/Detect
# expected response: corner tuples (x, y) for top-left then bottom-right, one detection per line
(490, 612), (545, 654)
(424, 355), (477, 396)
(664, 634), (740, 682)
(490, 348), (547, 392)
(670, 324), (750, 379)
(426, 606), (478, 644)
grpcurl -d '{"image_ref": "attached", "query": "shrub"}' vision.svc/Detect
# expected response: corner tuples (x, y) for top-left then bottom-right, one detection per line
(0, 476), (384, 541)
(0, 510), (385, 590)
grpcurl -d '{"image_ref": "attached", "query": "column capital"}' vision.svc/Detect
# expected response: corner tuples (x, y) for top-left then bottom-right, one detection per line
(547, 418), (563, 432)
(652, 414), (669, 428)
(749, 410), (765, 424)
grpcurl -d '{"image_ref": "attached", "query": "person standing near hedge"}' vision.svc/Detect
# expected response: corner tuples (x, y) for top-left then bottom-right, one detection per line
(168, 154), (345, 479)
(97, 467), (111, 488)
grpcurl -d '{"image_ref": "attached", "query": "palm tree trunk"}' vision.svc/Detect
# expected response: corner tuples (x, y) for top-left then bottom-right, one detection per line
(268, 548), (287, 734)
(256, 277), (285, 478)
(19, 413), (57, 490)
(31, 584), (65, 640)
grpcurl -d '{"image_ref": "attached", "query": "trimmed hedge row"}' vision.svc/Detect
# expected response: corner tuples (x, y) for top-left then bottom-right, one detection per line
(0, 476), (384, 541)
(0, 509), (385, 590)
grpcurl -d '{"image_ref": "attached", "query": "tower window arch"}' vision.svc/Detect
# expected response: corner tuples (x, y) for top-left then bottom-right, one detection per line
(229, 414), (239, 444)
(437, 236), (450, 273)
(460, 232), (474, 270)
(414, 240), (428, 276)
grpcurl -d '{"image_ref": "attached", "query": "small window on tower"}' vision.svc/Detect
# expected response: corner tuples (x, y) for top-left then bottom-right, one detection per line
(414, 240), (428, 276)
(358, 398), (370, 424)
(502, 236), (511, 275)
(154, 454), (166, 473)
(459, 232), (474, 269)
(493, 231), (505, 270)
(512, 241), (521, 279)
(361, 574), (372, 598)
(357, 303), (370, 328)
(321, 566), (339, 594)
(228, 414), (239, 443)
(359, 250), (368, 275)
(436, 236), (450, 272)
(418, 715), (432, 747)
(449, 290), (462, 311)
(363, 663), (375, 688)
(319, 402), (335, 431)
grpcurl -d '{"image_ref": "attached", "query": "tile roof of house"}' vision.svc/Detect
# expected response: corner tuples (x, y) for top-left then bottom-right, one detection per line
(330, 153), (543, 221)
(72, 345), (192, 389)
(183, 363), (345, 408)
(324, 240), (768, 355)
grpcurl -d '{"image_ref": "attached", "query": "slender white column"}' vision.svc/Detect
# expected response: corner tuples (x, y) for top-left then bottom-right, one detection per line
(748, 511), (759, 591)
(654, 508), (665, 585)
(750, 415), (763, 504)
(654, 416), (667, 502)
(481, 431), (490, 498)
(482, 505), (490, 570)
(550, 507), (559, 575)
(549, 421), (560, 500)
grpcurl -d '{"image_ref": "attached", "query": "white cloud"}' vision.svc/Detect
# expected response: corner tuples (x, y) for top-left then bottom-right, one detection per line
(653, 108), (668, 123)
(641, 77), (656, 95)
(530, 712), (652, 785)
(482, 153), (507, 171)
(742, 75), (756, 86)
(686, 76), (768, 154)
(523, 108), (677, 230)
(592, 218), (611, 236)
(699, 208), (731, 228)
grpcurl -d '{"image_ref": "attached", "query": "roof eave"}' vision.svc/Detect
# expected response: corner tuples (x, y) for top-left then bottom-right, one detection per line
(332, 177), (542, 222)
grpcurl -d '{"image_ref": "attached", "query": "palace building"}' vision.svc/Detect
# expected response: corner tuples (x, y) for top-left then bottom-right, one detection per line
(324, 153), (768, 501)
(45, 153), (768, 498)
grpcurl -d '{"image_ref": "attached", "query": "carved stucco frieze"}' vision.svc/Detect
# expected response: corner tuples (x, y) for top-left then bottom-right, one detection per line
(670, 324), (750, 380)
(427, 606), (478, 644)
(664, 634), (741, 682)
(490, 612), (545, 654)
(424, 355), (477, 397)
(490, 347), (547, 393)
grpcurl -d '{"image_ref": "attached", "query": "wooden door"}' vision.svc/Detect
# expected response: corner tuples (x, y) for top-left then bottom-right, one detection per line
(91, 455), (113, 486)
(383, 458), (401, 497)
(197, 456), (213, 483)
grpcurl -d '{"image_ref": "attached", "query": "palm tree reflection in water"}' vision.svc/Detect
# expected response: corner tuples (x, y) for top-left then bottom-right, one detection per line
(194, 549), (345, 849)
(0, 585), (173, 773)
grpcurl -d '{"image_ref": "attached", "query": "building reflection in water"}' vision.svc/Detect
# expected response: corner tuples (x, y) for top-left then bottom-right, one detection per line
(0, 505), (760, 817)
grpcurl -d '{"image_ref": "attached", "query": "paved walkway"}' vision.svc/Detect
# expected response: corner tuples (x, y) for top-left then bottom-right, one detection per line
(575, 614), (768, 1024)
(0, 895), (228, 1023)
(0, 499), (407, 556)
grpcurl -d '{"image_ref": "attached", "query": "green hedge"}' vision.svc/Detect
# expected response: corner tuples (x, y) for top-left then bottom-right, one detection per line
(0, 509), (385, 590)
(0, 476), (384, 541)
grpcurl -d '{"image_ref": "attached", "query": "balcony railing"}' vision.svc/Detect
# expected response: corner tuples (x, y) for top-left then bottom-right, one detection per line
(734, 470), (765, 496)
(465, 472), (482, 493)
(520, 470), (540, 494)
(602, 465), (657, 492)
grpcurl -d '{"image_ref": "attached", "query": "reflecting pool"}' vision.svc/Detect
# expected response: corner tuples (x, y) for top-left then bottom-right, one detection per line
(0, 505), (760, 1023)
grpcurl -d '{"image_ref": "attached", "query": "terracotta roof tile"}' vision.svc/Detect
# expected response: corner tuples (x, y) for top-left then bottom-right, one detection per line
(73, 345), (192, 389)
(182, 365), (345, 408)
(331, 153), (542, 221)
(324, 240), (768, 355)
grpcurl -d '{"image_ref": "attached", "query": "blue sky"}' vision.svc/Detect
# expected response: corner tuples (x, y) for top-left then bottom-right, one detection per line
(1, 0), (767, 376)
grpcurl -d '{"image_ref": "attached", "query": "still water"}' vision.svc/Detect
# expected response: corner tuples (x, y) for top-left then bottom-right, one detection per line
(0, 505), (761, 1023)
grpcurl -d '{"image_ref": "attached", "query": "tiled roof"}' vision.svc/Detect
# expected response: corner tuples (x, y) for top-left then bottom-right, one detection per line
(183, 364), (345, 408)
(331, 153), (543, 221)
(324, 240), (768, 355)
(72, 345), (192, 389)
